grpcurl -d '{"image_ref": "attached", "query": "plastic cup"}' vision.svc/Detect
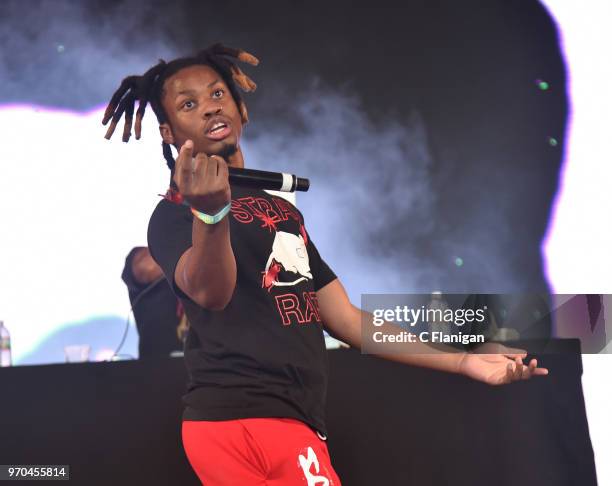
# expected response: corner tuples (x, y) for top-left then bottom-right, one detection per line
(64, 345), (90, 363)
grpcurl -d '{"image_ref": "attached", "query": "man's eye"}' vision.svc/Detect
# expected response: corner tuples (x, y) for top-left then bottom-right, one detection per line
(212, 89), (224, 99)
(182, 100), (195, 109)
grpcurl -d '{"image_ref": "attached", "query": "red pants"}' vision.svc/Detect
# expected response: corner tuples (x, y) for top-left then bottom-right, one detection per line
(182, 418), (342, 485)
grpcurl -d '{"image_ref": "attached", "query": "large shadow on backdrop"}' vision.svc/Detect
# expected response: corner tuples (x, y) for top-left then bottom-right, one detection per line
(1, 0), (567, 298)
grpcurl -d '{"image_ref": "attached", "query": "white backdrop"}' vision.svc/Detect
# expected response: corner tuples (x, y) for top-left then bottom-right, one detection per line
(541, 1), (612, 483)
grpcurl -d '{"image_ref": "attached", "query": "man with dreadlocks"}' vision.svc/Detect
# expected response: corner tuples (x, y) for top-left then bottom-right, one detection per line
(104, 43), (548, 485)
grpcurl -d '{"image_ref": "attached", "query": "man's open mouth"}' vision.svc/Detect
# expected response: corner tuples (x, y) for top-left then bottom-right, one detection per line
(205, 121), (231, 140)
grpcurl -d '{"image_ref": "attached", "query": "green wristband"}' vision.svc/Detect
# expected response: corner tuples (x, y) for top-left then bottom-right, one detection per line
(190, 202), (232, 225)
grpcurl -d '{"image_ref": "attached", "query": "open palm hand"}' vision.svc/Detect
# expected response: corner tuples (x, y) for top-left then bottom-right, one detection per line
(458, 343), (549, 385)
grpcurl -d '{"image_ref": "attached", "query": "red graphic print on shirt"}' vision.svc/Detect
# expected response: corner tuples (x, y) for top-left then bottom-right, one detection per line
(231, 195), (320, 325)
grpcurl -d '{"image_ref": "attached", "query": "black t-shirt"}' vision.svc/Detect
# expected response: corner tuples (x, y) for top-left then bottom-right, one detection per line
(121, 247), (183, 358)
(147, 185), (337, 434)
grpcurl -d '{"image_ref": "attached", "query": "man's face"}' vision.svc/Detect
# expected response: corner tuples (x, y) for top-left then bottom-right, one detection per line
(159, 64), (243, 162)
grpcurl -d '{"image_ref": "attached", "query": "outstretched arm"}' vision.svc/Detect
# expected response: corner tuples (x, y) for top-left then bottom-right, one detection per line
(316, 279), (548, 385)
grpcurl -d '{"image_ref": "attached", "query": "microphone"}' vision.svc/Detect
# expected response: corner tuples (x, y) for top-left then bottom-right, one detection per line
(228, 167), (310, 192)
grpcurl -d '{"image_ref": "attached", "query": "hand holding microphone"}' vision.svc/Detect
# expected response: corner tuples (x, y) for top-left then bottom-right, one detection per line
(173, 139), (310, 220)
(173, 140), (231, 215)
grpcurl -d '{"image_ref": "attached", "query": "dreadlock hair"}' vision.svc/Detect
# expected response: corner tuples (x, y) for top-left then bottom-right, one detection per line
(102, 43), (258, 171)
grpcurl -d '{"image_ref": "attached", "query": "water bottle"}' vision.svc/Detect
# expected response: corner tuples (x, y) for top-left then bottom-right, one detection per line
(428, 291), (451, 335)
(0, 321), (12, 367)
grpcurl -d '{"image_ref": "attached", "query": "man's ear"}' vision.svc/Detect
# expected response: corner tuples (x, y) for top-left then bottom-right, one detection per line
(159, 123), (175, 145)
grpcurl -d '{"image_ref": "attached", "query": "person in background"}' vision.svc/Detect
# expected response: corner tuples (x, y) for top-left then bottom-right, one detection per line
(121, 246), (188, 358)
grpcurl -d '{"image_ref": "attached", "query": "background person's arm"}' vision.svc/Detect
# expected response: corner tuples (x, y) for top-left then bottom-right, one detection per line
(131, 247), (164, 284)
